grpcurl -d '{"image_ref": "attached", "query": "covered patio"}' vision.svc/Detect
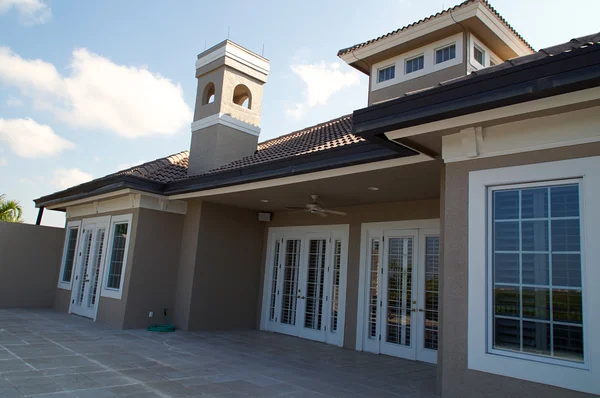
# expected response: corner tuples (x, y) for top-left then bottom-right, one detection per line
(0, 309), (437, 397)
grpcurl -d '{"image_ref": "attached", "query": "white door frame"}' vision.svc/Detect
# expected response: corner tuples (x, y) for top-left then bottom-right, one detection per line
(260, 224), (349, 347)
(356, 219), (440, 361)
(68, 215), (110, 320)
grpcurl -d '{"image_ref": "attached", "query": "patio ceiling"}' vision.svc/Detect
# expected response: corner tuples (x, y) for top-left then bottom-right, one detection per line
(195, 158), (442, 212)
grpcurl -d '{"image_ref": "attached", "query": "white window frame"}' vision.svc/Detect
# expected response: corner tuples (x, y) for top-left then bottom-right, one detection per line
(473, 44), (485, 66)
(468, 156), (600, 395)
(377, 64), (395, 83)
(434, 43), (456, 65)
(57, 220), (82, 290)
(404, 54), (424, 75)
(100, 214), (133, 299)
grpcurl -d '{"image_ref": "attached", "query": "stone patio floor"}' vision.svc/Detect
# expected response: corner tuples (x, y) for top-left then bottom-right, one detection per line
(0, 309), (437, 397)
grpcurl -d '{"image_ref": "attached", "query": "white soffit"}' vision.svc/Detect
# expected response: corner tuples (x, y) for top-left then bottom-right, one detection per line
(190, 113), (261, 137)
(196, 40), (270, 77)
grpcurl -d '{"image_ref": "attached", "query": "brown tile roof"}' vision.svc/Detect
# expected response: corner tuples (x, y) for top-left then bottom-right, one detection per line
(102, 114), (360, 184)
(337, 0), (534, 57)
(109, 150), (189, 183)
(190, 114), (359, 177)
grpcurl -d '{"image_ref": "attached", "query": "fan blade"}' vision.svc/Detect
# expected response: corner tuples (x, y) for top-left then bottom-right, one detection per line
(321, 209), (347, 216)
(316, 211), (328, 217)
(289, 209), (308, 214)
(285, 207), (307, 210)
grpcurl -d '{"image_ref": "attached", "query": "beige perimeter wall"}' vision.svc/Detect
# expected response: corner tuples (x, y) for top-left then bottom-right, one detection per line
(259, 198), (441, 349)
(442, 142), (600, 398)
(0, 222), (64, 308)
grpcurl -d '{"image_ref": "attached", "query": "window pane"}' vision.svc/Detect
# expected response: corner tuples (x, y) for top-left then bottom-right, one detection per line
(553, 325), (583, 362)
(406, 56), (424, 74)
(494, 253), (519, 283)
(378, 66), (395, 82)
(494, 191), (519, 220)
(522, 288), (550, 320)
(521, 221), (548, 251)
(474, 47), (484, 65)
(495, 287), (520, 317)
(62, 227), (79, 283)
(522, 254), (549, 285)
(552, 289), (582, 324)
(522, 321), (550, 356)
(495, 318), (520, 351)
(551, 185), (579, 217)
(494, 222), (519, 251)
(521, 188), (548, 219)
(551, 219), (580, 252)
(552, 253), (581, 287)
(106, 223), (128, 289)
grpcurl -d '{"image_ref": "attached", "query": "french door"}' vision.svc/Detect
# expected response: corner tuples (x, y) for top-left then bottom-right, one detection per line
(69, 218), (109, 319)
(262, 226), (348, 347)
(361, 223), (440, 363)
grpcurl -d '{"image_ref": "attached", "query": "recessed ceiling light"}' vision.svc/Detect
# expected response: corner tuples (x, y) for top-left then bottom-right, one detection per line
(260, 199), (269, 203)
(368, 187), (379, 191)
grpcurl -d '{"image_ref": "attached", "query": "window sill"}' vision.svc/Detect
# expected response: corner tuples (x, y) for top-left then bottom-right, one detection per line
(100, 288), (123, 300)
(57, 282), (72, 291)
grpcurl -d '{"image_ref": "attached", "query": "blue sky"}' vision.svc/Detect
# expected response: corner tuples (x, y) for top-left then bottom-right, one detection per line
(1, 0), (599, 227)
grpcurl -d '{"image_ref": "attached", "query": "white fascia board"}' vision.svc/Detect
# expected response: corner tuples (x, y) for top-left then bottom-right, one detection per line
(191, 113), (261, 137)
(170, 153), (434, 200)
(195, 41), (270, 77)
(341, 3), (478, 64)
(384, 86), (600, 141)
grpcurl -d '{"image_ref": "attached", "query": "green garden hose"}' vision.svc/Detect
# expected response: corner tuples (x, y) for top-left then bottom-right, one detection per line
(147, 309), (176, 332)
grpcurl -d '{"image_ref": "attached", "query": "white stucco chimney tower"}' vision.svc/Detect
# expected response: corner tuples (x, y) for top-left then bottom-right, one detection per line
(188, 40), (270, 176)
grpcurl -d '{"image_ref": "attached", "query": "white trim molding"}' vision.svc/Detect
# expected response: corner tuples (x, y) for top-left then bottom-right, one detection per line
(191, 113), (261, 137)
(468, 156), (600, 395)
(195, 40), (269, 80)
(64, 192), (187, 219)
(385, 87), (600, 141)
(57, 220), (82, 290)
(100, 214), (134, 300)
(442, 104), (600, 162)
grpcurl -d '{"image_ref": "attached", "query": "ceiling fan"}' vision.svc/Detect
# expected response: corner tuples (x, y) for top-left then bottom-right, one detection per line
(286, 195), (347, 217)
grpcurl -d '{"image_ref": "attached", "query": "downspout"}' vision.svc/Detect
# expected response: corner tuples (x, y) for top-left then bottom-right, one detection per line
(35, 207), (44, 225)
(450, 8), (469, 75)
(350, 51), (372, 105)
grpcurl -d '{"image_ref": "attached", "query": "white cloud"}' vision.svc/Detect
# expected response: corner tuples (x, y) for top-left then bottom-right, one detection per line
(0, 47), (192, 138)
(0, 0), (51, 25)
(52, 168), (93, 190)
(286, 61), (360, 119)
(0, 118), (75, 158)
(6, 96), (24, 107)
(0, 157), (7, 166)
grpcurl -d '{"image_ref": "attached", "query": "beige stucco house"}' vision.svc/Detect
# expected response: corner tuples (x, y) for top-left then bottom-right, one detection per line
(34, 0), (600, 396)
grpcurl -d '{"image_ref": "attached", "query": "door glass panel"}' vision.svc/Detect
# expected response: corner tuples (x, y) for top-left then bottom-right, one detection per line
(87, 228), (105, 308)
(281, 239), (301, 325)
(62, 227), (79, 283)
(330, 240), (342, 333)
(269, 240), (281, 321)
(386, 237), (413, 346)
(304, 239), (326, 330)
(368, 239), (380, 340)
(424, 236), (440, 350)
(76, 230), (93, 306)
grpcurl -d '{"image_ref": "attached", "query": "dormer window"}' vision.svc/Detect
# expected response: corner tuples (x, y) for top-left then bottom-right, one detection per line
(378, 65), (395, 83)
(474, 45), (485, 66)
(435, 44), (456, 64)
(405, 55), (424, 74)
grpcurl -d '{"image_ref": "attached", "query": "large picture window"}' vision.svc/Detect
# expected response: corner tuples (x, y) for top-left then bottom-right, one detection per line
(490, 182), (583, 363)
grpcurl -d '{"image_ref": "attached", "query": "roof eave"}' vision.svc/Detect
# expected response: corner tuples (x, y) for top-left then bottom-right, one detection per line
(352, 44), (600, 140)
